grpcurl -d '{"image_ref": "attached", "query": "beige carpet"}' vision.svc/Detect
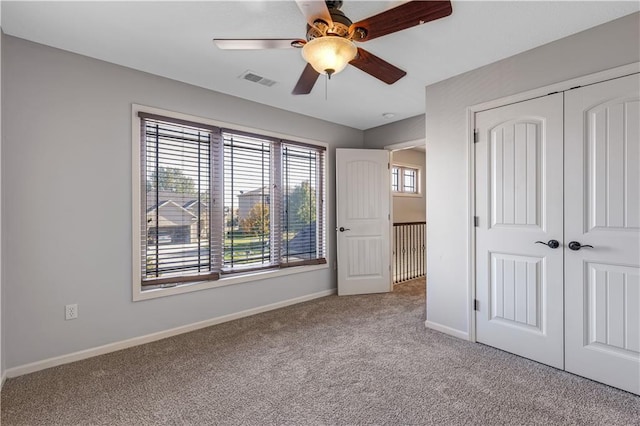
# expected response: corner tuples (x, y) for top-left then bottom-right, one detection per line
(2, 279), (639, 425)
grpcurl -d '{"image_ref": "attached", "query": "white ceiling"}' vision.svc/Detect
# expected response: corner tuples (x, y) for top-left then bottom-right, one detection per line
(2, 1), (638, 130)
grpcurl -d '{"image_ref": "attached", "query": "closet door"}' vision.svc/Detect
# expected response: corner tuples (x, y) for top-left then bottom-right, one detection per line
(564, 73), (640, 395)
(475, 93), (564, 369)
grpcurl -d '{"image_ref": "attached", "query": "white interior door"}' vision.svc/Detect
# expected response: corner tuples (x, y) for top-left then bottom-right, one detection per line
(475, 93), (564, 369)
(564, 73), (640, 395)
(336, 148), (391, 295)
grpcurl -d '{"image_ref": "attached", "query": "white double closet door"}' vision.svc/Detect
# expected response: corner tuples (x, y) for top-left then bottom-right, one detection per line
(475, 73), (640, 395)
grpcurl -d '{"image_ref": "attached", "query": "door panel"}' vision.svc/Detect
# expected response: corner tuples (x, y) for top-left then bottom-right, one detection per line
(565, 73), (640, 395)
(491, 120), (542, 228)
(475, 93), (564, 369)
(346, 160), (383, 220)
(586, 97), (640, 230)
(336, 149), (391, 295)
(586, 263), (640, 353)
(490, 253), (542, 330)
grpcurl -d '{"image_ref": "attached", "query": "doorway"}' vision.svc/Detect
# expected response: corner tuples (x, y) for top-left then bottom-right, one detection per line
(334, 142), (426, 296)
(387, 141), (427, 285)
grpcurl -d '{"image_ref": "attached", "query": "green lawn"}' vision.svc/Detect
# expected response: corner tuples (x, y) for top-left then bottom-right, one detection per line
(223, 230), (296, 264)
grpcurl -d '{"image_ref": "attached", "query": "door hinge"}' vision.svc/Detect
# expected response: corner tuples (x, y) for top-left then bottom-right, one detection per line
(388, 162), (390, 169)
(474, 216), (479, 227)
(388, 213), (391, 220)
(474, 299), (479, 311)
(473, 130), (479, 143)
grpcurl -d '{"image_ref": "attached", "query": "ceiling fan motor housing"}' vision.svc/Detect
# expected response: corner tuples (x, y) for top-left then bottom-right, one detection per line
(307, 0), (363, 41)
(327, 7), (352, 36)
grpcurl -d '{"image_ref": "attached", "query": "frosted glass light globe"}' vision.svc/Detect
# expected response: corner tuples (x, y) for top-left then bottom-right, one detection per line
(302, 36), (357, 76)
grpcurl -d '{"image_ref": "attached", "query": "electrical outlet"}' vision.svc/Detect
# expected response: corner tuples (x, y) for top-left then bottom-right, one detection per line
(65, 304), (78, 320)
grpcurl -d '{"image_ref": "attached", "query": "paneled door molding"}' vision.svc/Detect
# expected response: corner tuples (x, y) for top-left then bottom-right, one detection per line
(467, 62), (640, 343)
(468, 65), (639, 395)
(564, 74), (639, 395)
(474, 93), (564, 369)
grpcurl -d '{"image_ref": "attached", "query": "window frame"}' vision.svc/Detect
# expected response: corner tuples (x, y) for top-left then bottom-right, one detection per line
(132, 105), (329, 301)
(391, 163), (422, 197)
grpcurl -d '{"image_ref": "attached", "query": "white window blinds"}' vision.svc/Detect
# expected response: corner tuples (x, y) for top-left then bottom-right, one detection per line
(223, 131), (273, 271)
(281, 143), (326, 266)
(139, 112), (220, 286)
(138, 112), (326, 288)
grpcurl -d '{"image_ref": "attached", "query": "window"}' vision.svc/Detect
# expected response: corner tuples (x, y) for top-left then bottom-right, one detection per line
(223, 131), (272, 270)
(141, 114), (218, 286)
(391, 165), (420, 195)
(391, 167), (400, 192)
(403, 168), (417, 193)
(137, 111), (326, 291)
(281, 143), (325, 264)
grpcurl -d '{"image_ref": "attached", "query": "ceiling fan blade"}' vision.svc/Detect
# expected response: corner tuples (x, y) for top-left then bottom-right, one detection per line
(292, 63), (320, 95)
(349, 48), (406, 85)
(295, 0), (333, 27)
(350, 0), (452, 42)
(213, 39), (304, 50)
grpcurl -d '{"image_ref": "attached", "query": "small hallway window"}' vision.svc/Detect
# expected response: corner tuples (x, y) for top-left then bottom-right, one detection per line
(391, 165), (420, 195)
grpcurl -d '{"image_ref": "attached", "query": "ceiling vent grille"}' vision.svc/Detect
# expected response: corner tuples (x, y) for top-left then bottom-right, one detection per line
(239, 70), (277, 87)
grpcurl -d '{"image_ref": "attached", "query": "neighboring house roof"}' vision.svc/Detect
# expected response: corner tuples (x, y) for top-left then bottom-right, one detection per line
(238, 187), (269, 197)
(147, 191), (208, 210)
(238, 186), (296, 197)
(147, 200), (197, 228)
(147, 192), (209, 213)
(146, 199), (170, 214)
(183, 200), (208, 210)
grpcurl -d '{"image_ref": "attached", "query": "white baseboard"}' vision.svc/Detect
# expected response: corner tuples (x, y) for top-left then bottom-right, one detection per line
(6, 289), (335, 379)
(425, 320), (470, 340)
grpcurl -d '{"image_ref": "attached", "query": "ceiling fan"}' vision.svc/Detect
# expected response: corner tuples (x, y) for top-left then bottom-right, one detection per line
(213, 0), (452, 95)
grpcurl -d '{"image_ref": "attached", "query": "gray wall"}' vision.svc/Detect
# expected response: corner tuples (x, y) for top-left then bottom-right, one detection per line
(0, 26), (3, 380)
(391, 149), (426, 223)
(363, 115), (425, 149)
(425, 12), (640, 335)
(1, 35), (363, 369)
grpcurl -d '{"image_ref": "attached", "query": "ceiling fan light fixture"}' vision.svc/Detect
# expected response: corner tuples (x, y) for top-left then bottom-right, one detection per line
(301, 36), (357, 77)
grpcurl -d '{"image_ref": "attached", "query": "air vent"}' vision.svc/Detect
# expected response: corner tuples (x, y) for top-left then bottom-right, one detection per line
(239, 70), (277, 87)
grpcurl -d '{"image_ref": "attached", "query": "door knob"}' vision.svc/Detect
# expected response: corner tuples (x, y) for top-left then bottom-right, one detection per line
(535, 239), (560, 249)
(339, 227), (350, 232)
(568, 241), (593, 251)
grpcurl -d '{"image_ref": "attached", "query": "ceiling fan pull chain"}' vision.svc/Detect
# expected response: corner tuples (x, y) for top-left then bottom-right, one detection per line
(325, 74), (328, 101)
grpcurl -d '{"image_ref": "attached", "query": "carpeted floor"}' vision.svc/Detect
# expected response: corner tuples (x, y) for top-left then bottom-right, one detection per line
(1, 278), (639, 425)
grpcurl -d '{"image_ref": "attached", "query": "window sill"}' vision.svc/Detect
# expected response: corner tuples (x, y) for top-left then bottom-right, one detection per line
(393, 192), (422, 198)
(133, 263), (330, 301)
